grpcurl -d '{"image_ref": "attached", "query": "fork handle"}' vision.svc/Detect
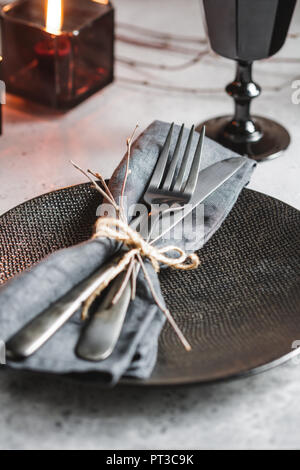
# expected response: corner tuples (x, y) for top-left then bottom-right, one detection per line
(6, 262), (117, 361)
(76, 271), (132, 361)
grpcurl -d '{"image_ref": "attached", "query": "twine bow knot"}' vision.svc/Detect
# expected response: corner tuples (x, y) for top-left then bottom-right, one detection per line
(93, 217), (200, 273)
(79, 217), (201, 351)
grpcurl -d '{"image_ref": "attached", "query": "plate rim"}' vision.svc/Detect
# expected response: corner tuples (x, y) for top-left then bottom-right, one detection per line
(1, 184), (299, 386)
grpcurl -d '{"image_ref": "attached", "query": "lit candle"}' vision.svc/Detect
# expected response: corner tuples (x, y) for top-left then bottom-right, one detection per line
(34, 0), (71, 76)
(46, 0), (63, 35)
(1, 0), (114, 109)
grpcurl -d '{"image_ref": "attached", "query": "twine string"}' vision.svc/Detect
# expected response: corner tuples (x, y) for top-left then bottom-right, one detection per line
(80, 217), (200, 351)
(93, 217), (200, 272)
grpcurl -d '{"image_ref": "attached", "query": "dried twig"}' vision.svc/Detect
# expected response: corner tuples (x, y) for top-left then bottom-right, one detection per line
(120, 124), (139, 220)
(112, 258), (135, 305)
(87, 169), (115, 203)
(71, 161), (120, 213)
(115, 22), (300, 98)
(117, 49), (209, 72)
(72, 126), (197, 351)
(131, 260), (137, 301)
(116, 34), (204, 56)
(117, 76), (224, 95)
(117, 22), (207, 45)
(137, 253), (191, 352)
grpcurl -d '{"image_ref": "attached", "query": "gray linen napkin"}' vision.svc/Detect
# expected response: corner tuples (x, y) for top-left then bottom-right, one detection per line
(0, 121), (255, 385)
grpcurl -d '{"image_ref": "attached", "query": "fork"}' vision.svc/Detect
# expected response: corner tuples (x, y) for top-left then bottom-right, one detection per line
(76, 123), (205, 361)
(6, 123), (204, 361)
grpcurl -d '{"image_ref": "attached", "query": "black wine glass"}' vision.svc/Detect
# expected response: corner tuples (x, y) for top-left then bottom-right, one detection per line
(197, 0), (297, 161)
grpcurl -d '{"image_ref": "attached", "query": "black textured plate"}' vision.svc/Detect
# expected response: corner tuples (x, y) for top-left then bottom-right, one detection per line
(0, 185), (299, 385)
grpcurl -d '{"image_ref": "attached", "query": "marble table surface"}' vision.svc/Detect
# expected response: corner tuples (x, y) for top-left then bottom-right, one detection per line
(0, 0), (299, 450)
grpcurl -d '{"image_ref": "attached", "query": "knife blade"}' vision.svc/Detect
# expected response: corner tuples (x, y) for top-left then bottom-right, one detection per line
(76, 156), (247, 361)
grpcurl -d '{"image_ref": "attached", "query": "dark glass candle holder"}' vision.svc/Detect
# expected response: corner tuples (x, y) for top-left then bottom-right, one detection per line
(198, 0), (296, 161)
(1, 0), (114, 110)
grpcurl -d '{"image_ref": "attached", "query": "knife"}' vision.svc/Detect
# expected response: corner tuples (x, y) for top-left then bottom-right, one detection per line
(76, 156), (247, 361)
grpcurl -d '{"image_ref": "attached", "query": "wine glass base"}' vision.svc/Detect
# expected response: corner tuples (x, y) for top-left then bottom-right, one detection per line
(196, 116), (290, 162)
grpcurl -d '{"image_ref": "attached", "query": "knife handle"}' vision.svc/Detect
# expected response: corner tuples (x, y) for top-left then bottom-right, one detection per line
(76, 271), (132, 361)
(6, 263), (117, 361)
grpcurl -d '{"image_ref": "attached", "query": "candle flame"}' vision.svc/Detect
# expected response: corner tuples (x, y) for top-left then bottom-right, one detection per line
(46, 0), (63, 35)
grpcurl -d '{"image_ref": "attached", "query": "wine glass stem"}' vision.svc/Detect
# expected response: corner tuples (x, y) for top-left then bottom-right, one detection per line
(225, 60), (262, 143)
(235, 61), (253, 123)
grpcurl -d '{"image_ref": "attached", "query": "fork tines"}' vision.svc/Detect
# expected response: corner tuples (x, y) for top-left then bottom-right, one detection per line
(153, 123), (205, 197)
